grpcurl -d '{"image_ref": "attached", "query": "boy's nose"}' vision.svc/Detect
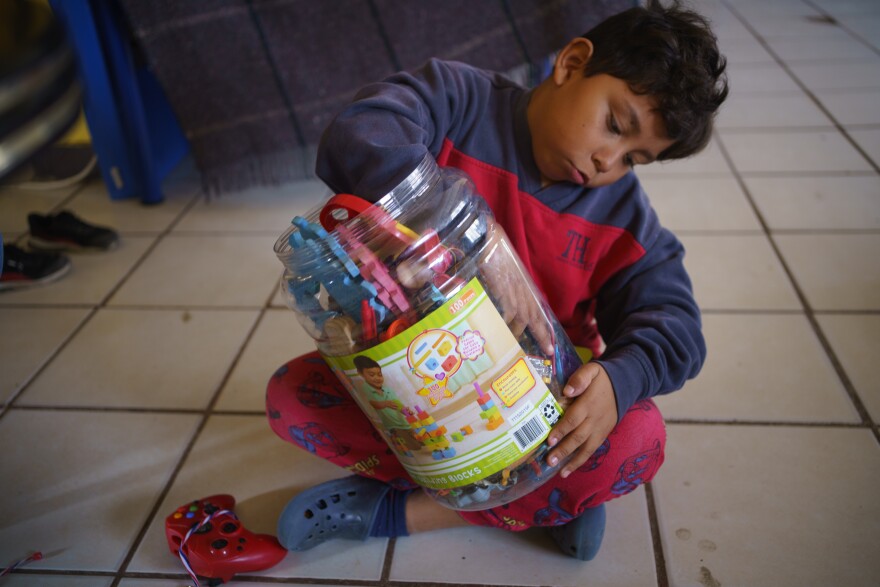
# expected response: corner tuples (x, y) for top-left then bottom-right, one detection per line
(593, 146), (626, 173)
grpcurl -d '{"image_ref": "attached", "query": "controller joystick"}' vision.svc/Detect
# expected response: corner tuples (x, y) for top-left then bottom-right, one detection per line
(165, 494), (287, 584)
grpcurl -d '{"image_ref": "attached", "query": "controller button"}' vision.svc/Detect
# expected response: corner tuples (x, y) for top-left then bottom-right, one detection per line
(237, 546), (244, 551)
(194, 522), (213, 534)
(189, 505), (198, 511)
(212, 539), (228, 549)
(221, 522), (238, 534)
(173, 513), (182, 519)
(238, 538), (246, 543)
(185, 512), (194, 518)
(204, 504), (219, 514)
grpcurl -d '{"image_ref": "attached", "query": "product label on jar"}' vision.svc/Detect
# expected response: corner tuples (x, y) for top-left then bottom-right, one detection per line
(321, 277), (564, 489)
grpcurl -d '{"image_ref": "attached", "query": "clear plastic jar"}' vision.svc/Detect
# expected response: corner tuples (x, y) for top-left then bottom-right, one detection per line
(274, 154), (582, 510)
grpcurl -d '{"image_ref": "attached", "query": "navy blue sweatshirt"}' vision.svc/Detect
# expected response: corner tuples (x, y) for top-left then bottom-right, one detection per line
(316, 59), (705, 421)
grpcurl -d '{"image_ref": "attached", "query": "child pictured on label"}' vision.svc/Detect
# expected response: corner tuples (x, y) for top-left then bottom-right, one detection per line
(352, 355), (421, 454)
(267, 0), (726, 561)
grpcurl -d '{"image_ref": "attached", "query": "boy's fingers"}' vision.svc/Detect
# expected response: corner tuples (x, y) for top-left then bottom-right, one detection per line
(562, 363), (601, 397)
(558, 436), (602, 478)
(546, 397), (590, 459)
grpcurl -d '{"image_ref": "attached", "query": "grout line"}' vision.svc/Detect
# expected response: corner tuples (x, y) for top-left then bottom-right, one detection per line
(1, 185), (204, 421)
(0, 306), (98, 422)
(666, 419), (869, 428)
(718, 1), (880, 442)
(8, 404), (207, 414)
(700, 308), (808, 315)
(380, 537), (396, 583)
(720, 0), (880, 174)
(97, 190), (204, 307)
(110, 305), (270, 586)
(735, 170), (877, 177)
(645, 483), (670, 587)
(715, 130), (879, 444)
(800, 0), (880, 57)
(101, 184), (262, 587)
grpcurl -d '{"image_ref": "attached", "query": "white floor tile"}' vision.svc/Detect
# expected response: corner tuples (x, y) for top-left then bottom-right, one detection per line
(812, 0), (880, 17)
(717, 92), (832, 129)
(726, 63), (802, 94)
(654, 425), (880, 587)
(817, 313), (880, 422)
(18, 308), (258, 409)
(848, 128), (880, 165)
(174, 179), (328, 233)
(640, 176), (761, 232)
(720, 130), (873, 173)
(109, 234), (280, 307)
(712, 19), (753, 43)
(65, 178), (196, 234)
(717, 37), (778, 65)
(636, 137), (732, 177)
(127, 414), (387, 581)
(788, 60), (880, 91)
(727, 0), (824, 20)
(657, 313), (859, 423)
(775, 234), (880, 311)
(0, 307), (90, 404)
(0, 410), (199, 572)
(215, 309), (317, 412)
(749, 15), (851, 38)
(836, 14), (880, 48)
(680, 235), (801, 310)
(391, 487), (656, 587)
(0, 576), (112, 587)
(766, 34), (879, 62)
(744, 175), (880, 230)
(815, 89), (880, 126)
(0, 236), (155, 306)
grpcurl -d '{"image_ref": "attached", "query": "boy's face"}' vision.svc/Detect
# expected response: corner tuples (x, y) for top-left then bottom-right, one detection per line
(528, 38), (674, 188)
(360, 366), (384, 389)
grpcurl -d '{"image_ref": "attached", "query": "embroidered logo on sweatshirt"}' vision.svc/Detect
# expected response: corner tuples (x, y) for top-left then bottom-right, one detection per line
(558, 229), (595, 270)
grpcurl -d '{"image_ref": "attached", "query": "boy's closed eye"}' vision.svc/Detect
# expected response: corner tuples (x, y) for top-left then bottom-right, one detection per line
(606, 113), (635, 167)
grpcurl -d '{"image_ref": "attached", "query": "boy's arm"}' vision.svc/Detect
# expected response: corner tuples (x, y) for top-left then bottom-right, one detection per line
(592, 225), (706, 419)
(547, 225), (705, 476)
(316, 58), (473, 201)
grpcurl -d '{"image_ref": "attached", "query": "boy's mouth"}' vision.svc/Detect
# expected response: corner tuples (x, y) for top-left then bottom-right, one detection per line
(569, 165), (589, 186)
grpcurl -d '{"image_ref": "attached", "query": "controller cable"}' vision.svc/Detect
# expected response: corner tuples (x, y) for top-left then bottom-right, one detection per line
(178, 508), (237, 587)
(0, 551), (43, 576)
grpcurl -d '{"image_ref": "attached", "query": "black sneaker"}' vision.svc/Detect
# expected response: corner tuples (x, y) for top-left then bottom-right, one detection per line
(0, 244), (71, 291)
(28, 211), (119, 252)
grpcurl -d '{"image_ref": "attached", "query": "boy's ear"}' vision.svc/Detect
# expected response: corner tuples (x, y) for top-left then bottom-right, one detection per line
(552, 38), (594, 85)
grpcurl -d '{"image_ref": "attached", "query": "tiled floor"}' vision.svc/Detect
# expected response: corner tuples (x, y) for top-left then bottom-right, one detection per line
(1, 0), (878, 585)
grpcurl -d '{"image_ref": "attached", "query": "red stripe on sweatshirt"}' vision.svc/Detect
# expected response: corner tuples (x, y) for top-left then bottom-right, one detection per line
(438, 139), (645, 347)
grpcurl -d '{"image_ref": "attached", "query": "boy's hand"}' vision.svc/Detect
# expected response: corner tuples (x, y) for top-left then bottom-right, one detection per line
(546, 362), (618, 478)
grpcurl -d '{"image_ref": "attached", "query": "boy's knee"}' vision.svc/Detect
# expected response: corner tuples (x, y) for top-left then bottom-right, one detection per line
(265, 352), (331, 434)
(605, 400), (666, 495)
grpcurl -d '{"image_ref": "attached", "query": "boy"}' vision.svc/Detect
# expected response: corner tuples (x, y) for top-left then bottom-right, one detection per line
(353, 355), (420, 453)
(267, 0), (727, 560)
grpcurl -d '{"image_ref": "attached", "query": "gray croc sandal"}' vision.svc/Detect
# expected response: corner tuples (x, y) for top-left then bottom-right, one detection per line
(549, 503), (606, 561)
(277, 475), (392, 551)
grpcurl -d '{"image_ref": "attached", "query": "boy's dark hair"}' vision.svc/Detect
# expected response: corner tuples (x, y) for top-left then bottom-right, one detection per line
(582, 0), (728, 160)
(353, 355), (381, 372)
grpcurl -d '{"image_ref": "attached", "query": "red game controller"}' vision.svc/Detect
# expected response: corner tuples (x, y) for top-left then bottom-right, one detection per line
(165, 494), (287, 585)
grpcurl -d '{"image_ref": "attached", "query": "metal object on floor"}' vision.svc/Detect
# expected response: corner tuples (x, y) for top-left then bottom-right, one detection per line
(0, 0), (82, 179)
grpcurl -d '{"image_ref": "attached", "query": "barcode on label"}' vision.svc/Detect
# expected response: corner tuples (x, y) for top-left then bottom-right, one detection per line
(511, 415), (548, 452)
